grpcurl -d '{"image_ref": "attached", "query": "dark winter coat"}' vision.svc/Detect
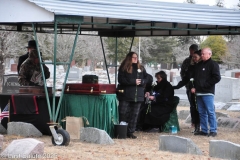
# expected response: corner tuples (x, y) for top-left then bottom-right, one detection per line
(144, 79), (175, 126)
(192, 58), (221, 94)
(173, 63), (196, 89)
(117, 64), (148, 102)
(180, 56), (192, 90)
(17, 52), (29, 74)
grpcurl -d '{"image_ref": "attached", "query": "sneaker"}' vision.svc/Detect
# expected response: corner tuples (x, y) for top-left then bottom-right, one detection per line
(127, 133), (137, 139)
(208, 132), (217, 137)
(194, 131), (208, 136)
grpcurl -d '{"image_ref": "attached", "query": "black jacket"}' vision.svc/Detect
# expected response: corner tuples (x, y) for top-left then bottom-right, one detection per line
(117, 64), (148, 102)
(173, 63), (196, 89)
(144, 79), (175, 126)
(192, 58), (221, 94)
(17, 52), (29, 74)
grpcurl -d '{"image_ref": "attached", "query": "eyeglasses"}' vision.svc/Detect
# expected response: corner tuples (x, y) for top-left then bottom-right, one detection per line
(132, 57), (138, 59)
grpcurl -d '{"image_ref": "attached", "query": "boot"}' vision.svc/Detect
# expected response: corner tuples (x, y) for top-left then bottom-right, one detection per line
(193, 124), (200, 134)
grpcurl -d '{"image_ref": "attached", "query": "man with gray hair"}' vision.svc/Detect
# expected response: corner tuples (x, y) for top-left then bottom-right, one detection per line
(191, 47), (221, 137)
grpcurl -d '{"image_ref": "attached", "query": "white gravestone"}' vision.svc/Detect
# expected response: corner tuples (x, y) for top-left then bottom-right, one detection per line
(215, 76), (240, 102)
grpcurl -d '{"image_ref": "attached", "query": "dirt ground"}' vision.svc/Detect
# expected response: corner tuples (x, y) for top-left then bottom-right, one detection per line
(1, 107), (240, 160)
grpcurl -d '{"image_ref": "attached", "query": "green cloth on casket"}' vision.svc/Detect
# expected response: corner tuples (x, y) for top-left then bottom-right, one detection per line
(162, 96), (180, 132)
(58, 94), (119, 138)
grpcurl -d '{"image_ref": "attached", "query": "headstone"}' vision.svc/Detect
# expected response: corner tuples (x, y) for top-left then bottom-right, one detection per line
(172, 76), (182, 86)
(0, 123), (7, 134)
(10, 64), (17, 72)
(170, 68), (180, 75)
(9, 58), (14, 66)
(214, 102), (226, 110)
(170, 71), (176, 82)
(70, 60), (75, 67)
(0, 135), (3, 150)
(178, 110), (190, 120)
(108, 67), (115, 74)
(159, 135), (202, 155)
(83, 66), (90, 71)
(220, 69), (226, 76)
(186, 112), (229, 124)
(217, 117), (240, 129)
(209, 140), (240, 160)
(68, 67), (80, 80)
(215, 76), (240, 102)
(0, 138), (44, 159)
(227, 103), (240, 111)
(2, 74), (20, 94)
(225, 69), (240, 77)
(145, 66), (153, 76)
(7, 122), (42, 137)
(235, 72), (240, 78)
(215, 111), (229, 119)
(80, 127), (114, 145)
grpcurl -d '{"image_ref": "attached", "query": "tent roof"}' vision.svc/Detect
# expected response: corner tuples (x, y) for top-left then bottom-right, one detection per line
(1, 0), (240, 36)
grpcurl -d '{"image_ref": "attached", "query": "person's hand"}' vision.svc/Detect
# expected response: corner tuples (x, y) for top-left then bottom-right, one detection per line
(191, 88), (196, 93)
(136, 79), (141, 85)
(145, 92), (150, 97)
(149, 96), (154, 100)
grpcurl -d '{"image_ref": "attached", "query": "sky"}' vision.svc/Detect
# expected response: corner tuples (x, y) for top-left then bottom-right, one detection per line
(154, 0), (239, 8)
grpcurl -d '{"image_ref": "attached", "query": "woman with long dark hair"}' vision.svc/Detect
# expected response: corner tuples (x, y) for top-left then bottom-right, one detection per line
(117, 52), (148, 138)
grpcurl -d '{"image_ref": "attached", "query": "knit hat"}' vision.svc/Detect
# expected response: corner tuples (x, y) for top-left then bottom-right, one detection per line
(194, 49), (202, 56)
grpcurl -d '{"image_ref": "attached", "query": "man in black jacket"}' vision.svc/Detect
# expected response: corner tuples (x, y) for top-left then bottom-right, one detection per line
(179, 44), (198, 132)
(17, 40), (36, 74)
(191, 48), (221, 137)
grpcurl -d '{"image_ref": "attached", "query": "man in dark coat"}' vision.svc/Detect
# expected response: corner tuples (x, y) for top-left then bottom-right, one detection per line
(18, 49), (50, 86)
(191, 48), (221, 137)
(17, 40), (36, 74)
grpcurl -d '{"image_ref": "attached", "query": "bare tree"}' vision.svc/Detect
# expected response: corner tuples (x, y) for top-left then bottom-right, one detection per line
(80, 35), (104, 71)
(0, 26), (26, 91)
(216, 0), (225, 7)
(186, 0), (195, 4)
(37, 33), (104, 71)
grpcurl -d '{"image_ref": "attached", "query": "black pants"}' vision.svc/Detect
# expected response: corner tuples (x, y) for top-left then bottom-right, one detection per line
(186, 90), (200, 125)
(118, 101), (141, 134)
(136, 102), (146, 130)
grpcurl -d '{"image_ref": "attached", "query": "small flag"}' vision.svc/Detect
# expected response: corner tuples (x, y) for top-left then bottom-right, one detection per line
(0, 102), (9, 120)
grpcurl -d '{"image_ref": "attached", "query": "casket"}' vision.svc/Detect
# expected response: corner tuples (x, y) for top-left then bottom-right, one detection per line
(64, 83), (116, 94)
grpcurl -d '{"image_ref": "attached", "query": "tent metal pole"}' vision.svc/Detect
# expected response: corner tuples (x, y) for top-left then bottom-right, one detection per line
(100, 36), (111, 84)
(32, 23), (53, 121)
(54, 23), (81, 122)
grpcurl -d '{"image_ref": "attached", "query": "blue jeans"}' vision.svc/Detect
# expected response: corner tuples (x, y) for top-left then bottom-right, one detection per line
(196, 95), (217, 133)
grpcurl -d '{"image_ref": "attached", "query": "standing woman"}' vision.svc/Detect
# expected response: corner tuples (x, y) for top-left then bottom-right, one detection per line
(117, 52), (148, 139)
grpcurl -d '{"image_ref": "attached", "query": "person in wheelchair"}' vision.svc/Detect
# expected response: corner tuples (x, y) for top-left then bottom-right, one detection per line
(143, 71), (175, 132)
